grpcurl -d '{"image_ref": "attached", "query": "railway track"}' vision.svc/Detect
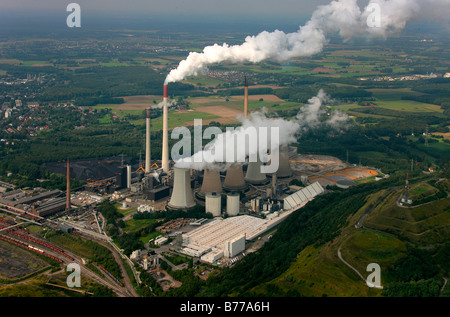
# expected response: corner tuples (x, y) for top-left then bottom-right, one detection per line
(0, 217), (133, 297)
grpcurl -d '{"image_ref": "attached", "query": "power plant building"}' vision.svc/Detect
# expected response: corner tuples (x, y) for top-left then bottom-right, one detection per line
(224, 234), (246, 258)
(282, 182), (324, 210)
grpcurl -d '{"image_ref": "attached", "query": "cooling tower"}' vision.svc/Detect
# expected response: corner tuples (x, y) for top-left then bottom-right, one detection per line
(223, 164), (247, 192)
(162, 84), (169, 173)
(145, 107), (151, 173)
(245, 156), (267, 185)
(199, 169), (223, 198)
(277, 145), (292, 178)
(168, 167), (196, 210)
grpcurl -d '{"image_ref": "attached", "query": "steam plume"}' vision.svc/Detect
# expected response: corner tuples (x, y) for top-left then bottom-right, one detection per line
(165, 0), (449, 84)
(174, 89), (348, 171)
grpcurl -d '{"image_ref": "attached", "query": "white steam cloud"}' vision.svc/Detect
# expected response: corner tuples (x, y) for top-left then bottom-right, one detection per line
(151, 99), (175, 109)
(174, 89), (347, 171)
(165, 0), (449, 84)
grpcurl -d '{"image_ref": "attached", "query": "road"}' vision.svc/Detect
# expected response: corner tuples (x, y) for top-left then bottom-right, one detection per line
(356, 187), (399, 228)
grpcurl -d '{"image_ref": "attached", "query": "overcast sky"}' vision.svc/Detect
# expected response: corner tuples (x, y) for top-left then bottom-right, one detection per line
(0, 0), (335, 18)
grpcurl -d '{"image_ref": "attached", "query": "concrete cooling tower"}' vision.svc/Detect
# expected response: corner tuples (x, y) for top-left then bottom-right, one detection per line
(245, 156), (267, 185)
(276, 145), (292, 178)
(168, 167), (196, 210)
(223, 164), (247, 192)
(199, 169), (223, 198)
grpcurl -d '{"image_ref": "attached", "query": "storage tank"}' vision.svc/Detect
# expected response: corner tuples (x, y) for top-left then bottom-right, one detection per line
(205, 192), (222, 217)
(226, 192), (240, 216)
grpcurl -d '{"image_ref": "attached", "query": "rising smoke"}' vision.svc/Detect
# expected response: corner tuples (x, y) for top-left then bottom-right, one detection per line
(165, 0), (448, 84)
(151, 99), (175, 109)
(174, 89), (347, 171)
(169, 0), (448, 170)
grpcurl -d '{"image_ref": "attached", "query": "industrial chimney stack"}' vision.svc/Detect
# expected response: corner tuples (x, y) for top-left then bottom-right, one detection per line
(66, 158), (71, 210)
(244, 75), (248, 118)
(162, 84), (169, 173)
(145, 107), (151, 173)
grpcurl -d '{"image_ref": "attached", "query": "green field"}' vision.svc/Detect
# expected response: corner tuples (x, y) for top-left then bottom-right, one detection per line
(123, 218), (162, 245)
(408, 182), (438, 200)
(364, 186), (450, 246)
(340, 230), (407, 284)
(150, 110), (221, 130)
(114, 203), (137, 217)
(250, 243), (381, 297)
(367, 88), (426, 100)
(374, 100), (443, 113)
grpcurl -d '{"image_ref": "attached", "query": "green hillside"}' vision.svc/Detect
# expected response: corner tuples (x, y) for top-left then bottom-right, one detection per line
(200, 174), (449, 297)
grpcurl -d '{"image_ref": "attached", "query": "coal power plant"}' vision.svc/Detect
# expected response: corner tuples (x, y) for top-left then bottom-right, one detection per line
(108, 80), (324, 219)
(43, 80), (329, 233)
(59, 79), (330, 262)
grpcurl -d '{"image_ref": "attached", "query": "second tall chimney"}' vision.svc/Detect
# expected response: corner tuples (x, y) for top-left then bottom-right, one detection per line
(244, 75), (248, 118)
(66, 158), (71, 210)
(145, 107), (151, 173)
(162, 84), (169, 172)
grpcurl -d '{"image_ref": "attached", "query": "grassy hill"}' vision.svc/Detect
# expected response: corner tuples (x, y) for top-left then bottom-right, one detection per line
(364, 181), (450, 247)
(204, 175), (449, 297)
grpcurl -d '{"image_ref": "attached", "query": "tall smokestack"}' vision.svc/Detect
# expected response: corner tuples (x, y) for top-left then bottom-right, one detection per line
(162, 84), (169, 172)
(145, 107), (151, 173)
(66, 158), (70, 210)
(244, 75), (248, 118)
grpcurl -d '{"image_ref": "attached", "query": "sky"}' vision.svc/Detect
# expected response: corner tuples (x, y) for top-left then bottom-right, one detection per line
(0, 0), (334, 20)
(0, 0), (445, 35)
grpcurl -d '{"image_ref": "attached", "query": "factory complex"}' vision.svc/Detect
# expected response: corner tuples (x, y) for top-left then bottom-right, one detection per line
(0, 78), (379, 268)
(180, 181), (324, 264)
